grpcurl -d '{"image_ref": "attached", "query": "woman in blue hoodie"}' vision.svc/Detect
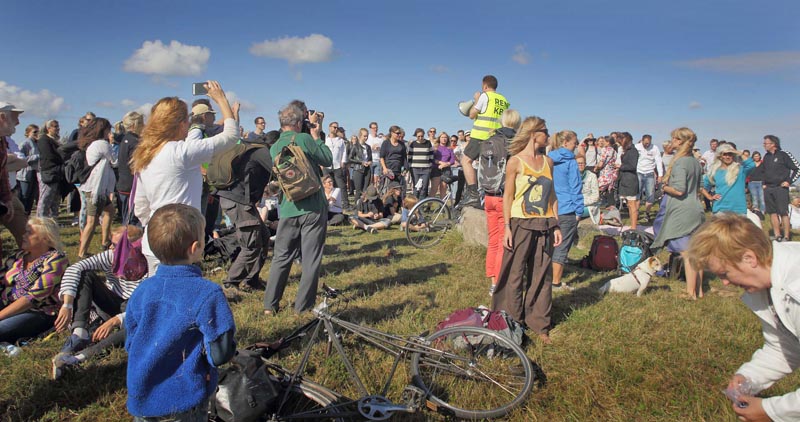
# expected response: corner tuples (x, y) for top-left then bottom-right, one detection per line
(548, 130), (584, 290)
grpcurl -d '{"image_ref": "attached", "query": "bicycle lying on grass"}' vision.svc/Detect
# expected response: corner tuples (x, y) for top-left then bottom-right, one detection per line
(405, 174), (462, 249)
(251, 285), (535, 421)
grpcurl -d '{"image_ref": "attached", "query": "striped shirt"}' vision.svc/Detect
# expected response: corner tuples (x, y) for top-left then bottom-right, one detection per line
(59, 250), (144, 301)
(408, 140), (434, 169)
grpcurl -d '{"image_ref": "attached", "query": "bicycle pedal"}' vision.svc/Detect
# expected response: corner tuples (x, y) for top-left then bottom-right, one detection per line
(401, 385), (426, 411)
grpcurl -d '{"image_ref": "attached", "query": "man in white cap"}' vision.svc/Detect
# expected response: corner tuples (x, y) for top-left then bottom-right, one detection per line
(0, 102), (29, 247)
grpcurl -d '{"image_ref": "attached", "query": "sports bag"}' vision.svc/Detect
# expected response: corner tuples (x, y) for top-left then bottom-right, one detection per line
(618, 229), (654, 273)
(64, 149), (96, 185)
(581, 235), (619, 271)
(476, 131), (510, 195)
(273, 134), (321, 202)
(206, 142), (264, 190)
(112, 175), (147, 281)
(210, 349), (279, 422)
(436, 306), (524, 347)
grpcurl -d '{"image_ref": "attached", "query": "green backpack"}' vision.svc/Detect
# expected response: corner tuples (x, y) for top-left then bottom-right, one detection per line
(206, 141), (265, 190)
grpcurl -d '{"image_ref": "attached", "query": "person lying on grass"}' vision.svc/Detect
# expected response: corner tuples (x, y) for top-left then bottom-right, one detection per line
(51, 225), (145, 380)
(687, 213), (800, 422)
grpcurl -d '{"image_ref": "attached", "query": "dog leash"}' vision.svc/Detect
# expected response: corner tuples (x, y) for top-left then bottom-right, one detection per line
(631, 271), (643, 286)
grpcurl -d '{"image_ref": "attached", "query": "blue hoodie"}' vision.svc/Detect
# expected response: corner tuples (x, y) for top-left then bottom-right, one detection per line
(548, 147), (584, 216)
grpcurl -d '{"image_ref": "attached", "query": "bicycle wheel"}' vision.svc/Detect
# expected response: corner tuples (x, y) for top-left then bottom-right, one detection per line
(270, 377), (347, 421)
(405, 198), (452, 249)
(409, 326), (534, 420)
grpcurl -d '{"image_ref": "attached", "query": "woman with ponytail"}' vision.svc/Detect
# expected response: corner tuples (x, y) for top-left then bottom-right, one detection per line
(652, 127), (705, 299)
(131, 81), (238, 275)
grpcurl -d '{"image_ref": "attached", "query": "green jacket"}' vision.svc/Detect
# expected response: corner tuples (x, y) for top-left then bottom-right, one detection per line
(270, 130), (333, 218)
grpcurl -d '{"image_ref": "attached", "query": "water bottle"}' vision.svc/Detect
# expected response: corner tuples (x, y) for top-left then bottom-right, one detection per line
(0, 342), (21, 357)
(724, 377), (754, 408)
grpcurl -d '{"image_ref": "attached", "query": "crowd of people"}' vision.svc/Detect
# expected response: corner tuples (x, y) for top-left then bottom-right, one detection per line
(0, 72), (798, 421)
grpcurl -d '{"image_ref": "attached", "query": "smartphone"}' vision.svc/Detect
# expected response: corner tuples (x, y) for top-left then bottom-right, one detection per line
(192, 82), (208, 96)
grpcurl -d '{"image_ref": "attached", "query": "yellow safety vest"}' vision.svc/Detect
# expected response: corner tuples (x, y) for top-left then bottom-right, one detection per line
(470, 91), (509, 141)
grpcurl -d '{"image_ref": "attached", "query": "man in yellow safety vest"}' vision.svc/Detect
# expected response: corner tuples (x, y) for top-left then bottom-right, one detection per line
(459, 75), (509, 209)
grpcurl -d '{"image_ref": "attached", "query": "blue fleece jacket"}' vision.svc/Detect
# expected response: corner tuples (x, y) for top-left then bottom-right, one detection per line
(548, 147), (584, 216)
(125, 264), (236, 417)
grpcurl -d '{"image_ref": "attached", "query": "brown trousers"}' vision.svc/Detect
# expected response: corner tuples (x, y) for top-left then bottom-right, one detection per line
(491, 218), (555, 334)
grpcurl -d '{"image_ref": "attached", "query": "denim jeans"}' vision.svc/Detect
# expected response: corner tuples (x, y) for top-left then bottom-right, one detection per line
(0, 306), (55, 344)
(412, 168), (431, 199)
(748, 181), (765, 213)
(637, 172), (656, 204)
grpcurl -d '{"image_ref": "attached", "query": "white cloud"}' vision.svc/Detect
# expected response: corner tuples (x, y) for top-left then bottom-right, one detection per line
(225, 91), (257, 112)
(689, 101), (702, 109)
(249, 34), (334, 65)
(133, 103), (153, 119)
(512, 45), (532, 65)
(123, 40), (210, 76)
(121, 99), (136, 108)
(676, 51), (800, 74)
(430, 65), (449, 74)
(0, 81), (66, 118)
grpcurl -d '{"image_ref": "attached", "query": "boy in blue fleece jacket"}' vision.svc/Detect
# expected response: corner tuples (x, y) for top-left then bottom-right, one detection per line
(125, 203), (236, 421)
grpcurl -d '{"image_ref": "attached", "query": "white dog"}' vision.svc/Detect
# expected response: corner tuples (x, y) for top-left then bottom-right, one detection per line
(599, 256), (662, 297)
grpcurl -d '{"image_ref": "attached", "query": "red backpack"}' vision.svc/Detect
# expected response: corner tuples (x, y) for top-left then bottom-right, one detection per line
(582, 235), (619, 272)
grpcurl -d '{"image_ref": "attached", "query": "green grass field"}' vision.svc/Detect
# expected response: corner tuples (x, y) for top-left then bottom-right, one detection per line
(1, 213), (798, 421)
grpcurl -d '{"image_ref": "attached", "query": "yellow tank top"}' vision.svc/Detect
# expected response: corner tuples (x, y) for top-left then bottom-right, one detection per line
(510, 156), (556, 219)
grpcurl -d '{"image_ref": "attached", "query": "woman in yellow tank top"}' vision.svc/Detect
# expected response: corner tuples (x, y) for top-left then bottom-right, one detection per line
(491, 116), (561, 344)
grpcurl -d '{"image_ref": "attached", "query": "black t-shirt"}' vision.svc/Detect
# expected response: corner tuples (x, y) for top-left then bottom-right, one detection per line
(383, 195), (399, 217)
(380, 140), (407, 173)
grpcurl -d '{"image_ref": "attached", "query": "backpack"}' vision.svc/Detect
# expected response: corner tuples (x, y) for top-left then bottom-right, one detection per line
(64, 149), (96, 184)
(581, 235), (619, 271)
(476, 131), (510, 195)
(272, 134), (321, 202)
(436, 306), (524, 348)
(206, 142), (265, 190)
(618, 229), (654, 273)
(209, 349), (279, 422)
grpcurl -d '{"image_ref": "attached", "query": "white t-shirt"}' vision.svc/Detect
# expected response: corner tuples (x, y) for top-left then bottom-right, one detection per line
(635, 143), (664, 176)
(473, 92), (489, 114)
(367, 135), (382, 164)
(325, 136), (347, 170)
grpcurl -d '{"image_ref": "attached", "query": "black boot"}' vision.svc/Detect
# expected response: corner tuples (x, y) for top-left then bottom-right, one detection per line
(458, 185), (482, 210)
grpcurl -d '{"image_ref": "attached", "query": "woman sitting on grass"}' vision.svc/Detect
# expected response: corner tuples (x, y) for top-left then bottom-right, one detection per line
(323, 175), (346, 226)
(51, 225), (145, 379)
(0, 217), (68, 343)
(350, 182), (402, 233)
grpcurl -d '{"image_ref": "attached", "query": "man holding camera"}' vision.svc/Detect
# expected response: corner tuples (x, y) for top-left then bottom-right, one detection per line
(459, 75), (509, 209)
(264, 103), (332, 315)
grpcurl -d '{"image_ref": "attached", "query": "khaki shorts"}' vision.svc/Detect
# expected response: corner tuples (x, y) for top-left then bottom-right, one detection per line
(85, 192), (114, 217)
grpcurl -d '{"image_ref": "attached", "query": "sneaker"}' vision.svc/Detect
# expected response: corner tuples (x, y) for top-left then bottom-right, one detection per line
(552, 283), (574, 292)
(51, 353), (81, 380)
(368, 227), (378, 234)
(222, 286), (242, 302)
(60, 334), (91, 355)
(776, 236), (784, 242)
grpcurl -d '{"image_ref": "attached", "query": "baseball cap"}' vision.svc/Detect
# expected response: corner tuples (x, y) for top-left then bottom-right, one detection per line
(0, 102), (24, 113)
(191, 104), (215, 115)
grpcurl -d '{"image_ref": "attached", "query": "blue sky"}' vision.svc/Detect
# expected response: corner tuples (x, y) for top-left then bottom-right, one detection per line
(3, 0), (799, 154)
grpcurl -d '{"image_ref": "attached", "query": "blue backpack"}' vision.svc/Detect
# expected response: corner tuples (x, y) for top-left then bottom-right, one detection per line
(618, 230), (654, 273)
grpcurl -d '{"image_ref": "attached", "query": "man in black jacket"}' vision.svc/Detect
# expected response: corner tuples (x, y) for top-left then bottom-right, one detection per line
(761, 135), (799, 242)
(36, 120), (69, 218)
(215, 133), (275, 292)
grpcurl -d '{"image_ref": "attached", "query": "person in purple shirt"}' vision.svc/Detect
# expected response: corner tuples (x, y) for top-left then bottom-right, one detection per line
(431, 132), (455, 198)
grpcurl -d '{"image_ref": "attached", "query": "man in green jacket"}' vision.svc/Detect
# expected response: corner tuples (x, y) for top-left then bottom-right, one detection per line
(263, 102), (332, 315)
